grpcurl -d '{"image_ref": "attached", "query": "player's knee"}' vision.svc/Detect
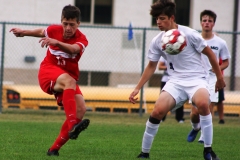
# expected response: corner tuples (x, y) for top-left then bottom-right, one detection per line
(77, 105), (86, 113)
(151, 108), (166, 120)
(196, 101), (210, 114)
(62, 77), (76, 88)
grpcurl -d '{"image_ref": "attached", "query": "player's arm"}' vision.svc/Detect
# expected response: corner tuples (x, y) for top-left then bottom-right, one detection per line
(220, 59), (229, 71)
(158, 61), (167, 70)
(39, 38), (83, 55)
(10, 28), (45, 37)
(129, 61), (158, 104)
(202, 46), (226, 90)
(55, 41), (81, 55)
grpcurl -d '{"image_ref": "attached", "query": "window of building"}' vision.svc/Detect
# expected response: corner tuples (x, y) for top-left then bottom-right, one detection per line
(151, 0), (190, 26)
(174, 0), (190, 26)
(75, 0), (113, 25)
(77, 71), (110, 86)
(91, 71), (109, 86)
(78, 71), (89, 85)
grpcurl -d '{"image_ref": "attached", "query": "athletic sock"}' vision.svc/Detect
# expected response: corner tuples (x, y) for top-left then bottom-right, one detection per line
(191, 122), (201, 130)
(50, 120), (69, 151)
(63, 89), (77, 130)
(76, 118), (81, 123)
(142, 119), (160, 153)
(200, 114), (212, 147)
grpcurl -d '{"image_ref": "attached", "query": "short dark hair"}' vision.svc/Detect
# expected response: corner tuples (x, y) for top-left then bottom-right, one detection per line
(150, 0), (176, 18)
(61, 5), (81, 22)
(200, 10), (217, 23)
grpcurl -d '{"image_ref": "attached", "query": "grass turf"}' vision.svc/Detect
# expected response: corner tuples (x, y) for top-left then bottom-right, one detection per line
(0, 109), (239, 160)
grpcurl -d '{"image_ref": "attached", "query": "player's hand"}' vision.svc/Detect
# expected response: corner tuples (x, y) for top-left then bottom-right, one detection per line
(9, 28), (24, 37)
(215, 78), (226, 92)
(129, 89), (139, 104)
(39, 37), (59, 48)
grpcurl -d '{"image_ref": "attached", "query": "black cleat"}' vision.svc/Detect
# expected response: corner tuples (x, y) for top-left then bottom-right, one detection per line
(137, 152), (149, 158)
(68, 119), (90, 140)
(203, 147), (220, 160)
(219, 119), (225, 124)
(47, 149), (59, 156)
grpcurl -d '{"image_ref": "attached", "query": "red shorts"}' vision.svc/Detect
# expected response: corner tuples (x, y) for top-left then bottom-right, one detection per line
(38, 63), (82, 106)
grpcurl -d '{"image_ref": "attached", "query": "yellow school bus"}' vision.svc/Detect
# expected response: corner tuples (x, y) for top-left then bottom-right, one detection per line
(1, 85), (159, 113)
(1, 84), (240, 115)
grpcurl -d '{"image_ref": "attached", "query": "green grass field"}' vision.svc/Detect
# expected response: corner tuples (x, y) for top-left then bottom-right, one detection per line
(0, 109), (239, 160)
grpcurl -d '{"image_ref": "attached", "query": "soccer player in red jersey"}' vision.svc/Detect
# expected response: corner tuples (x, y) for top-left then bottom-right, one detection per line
(10, 5), (90, 156)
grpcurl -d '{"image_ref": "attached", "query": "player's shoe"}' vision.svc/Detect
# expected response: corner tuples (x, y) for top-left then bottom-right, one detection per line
(187, 128), (200, 142)
(69, 119), (90, 140)
(137, 152), (149, 158)
(219, 119), (225, 124)
(47, 149), (59, 156)
(203, 147), (220, 160)
(198, 136), (204, 144)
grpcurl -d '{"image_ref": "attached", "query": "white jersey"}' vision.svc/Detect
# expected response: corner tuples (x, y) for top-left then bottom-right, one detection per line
(148, 25), (208, 81)
(202, 34), (231, 71)
(159, 57), (169, 82)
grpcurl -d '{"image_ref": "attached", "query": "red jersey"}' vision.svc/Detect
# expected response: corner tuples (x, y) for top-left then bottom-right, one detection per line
(41, 25), (88, 80)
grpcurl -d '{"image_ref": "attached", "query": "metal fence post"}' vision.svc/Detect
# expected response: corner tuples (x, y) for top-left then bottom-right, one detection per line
(230, 0), (239, 91)
(139, 28), (146, 117)
(0, 22), (6, 113)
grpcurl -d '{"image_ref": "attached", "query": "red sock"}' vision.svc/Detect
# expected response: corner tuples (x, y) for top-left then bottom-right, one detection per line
(76, 118), (81, 123)
(50, 120), (69, 151)
(63, 89), (77, 129)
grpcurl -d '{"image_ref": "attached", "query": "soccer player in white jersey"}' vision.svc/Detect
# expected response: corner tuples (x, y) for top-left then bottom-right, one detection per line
(187, 10), (231, 144)
(128, 1), (225, 160)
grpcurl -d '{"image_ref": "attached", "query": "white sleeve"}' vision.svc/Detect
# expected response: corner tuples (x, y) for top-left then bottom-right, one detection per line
(159, 56), (165, 62)
(219, 41), (231, 60)
(147, 34), (164, 62)
(189, 31), (208, 53)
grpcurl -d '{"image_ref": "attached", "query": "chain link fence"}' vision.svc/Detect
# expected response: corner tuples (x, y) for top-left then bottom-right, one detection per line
(0, 22), (240, 116)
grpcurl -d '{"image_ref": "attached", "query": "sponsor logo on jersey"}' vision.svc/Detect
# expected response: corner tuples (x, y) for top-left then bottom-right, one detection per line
(210, 46), (218, 50)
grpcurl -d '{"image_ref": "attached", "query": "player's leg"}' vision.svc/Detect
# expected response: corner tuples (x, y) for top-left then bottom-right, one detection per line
(69, 86), (90, 139)
(208, 73), (218, 117)
(175, 105), (184, 123)
(137, 91), (176, 158)
(160, 81), (167, 122)
(192, 88), (219, 160)
(47, 120), (69, 156)
(187, 106), (201, 142)
(209, 101), (216, 117)
(217, 89), (225, 124)
(54, 73), (79, 130)
(197, 102), (215, 144)
(47, 87), (89, 156)
(217, 101), (224, 124)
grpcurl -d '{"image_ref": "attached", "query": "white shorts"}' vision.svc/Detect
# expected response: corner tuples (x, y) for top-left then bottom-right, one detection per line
(162, 78), (209, 110)
(208, 72), (219, 102)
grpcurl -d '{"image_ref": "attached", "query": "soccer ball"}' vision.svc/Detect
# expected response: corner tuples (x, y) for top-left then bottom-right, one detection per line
(161, 29), (187, 55)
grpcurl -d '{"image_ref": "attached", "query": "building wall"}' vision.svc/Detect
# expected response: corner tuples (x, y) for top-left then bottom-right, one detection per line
(0, 0), (73, 24)
(190, 0), (234, 31)
(113, 0), (153, 27)
(0, 0), (238, 31)
(1, 0), (239, 90)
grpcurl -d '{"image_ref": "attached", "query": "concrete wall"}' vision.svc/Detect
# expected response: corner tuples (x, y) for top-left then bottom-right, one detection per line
(0, 0), (237, 31)
(190, 0), (234, 31)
